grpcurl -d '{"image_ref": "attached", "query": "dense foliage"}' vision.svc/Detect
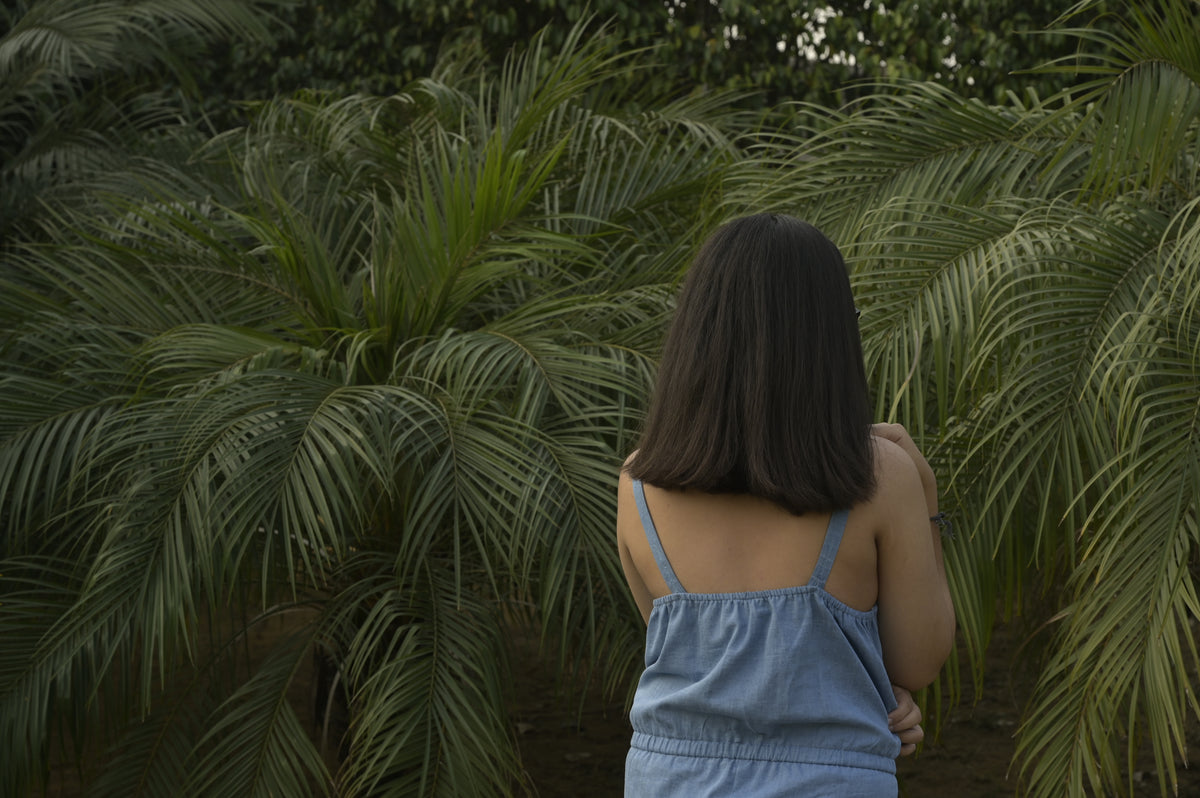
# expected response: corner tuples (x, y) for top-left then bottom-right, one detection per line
(188, 0), (1104, 118)
(0, 14), (747, 797)
(732, 1), (1200, 793)
(1, 0), (1198, 796)
(0, 0), (280, 240)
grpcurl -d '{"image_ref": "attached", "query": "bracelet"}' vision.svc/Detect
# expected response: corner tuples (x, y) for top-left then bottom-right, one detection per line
(930, 512), (954, 539)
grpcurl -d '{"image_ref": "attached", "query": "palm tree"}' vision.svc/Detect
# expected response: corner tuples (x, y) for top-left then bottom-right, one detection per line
(731, 0), (1200, 794)
(0, 21), (750, 797)
(0, 0), (282, 243)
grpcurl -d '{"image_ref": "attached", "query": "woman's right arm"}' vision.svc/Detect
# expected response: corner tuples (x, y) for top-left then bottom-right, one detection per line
(871, 425), (956, 691)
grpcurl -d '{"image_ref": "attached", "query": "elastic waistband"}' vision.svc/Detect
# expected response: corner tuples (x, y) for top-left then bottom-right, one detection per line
(628, 732), (897, 775)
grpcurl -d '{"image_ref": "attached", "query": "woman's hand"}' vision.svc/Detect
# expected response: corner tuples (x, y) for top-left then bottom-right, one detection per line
(889, 684), (924, 757)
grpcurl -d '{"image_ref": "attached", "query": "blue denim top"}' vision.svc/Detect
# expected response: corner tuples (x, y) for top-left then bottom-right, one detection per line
(626, 478), (901, 795)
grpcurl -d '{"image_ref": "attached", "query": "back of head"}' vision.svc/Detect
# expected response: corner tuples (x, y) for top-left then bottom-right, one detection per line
(629, 213), (875, 514)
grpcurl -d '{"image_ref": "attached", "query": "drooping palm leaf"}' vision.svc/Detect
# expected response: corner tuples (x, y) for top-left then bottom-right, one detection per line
(737, 2), (1200, 794)
(0, 18), (745, 796)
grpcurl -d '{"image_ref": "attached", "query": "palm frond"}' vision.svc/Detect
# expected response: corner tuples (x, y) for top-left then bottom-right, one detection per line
(1028, 0), (1200, 198)
(0, 14), (752, 796)
(184, 618), (332, 798)
(330, 560), (518, 798)
(0, 0), (283, 240)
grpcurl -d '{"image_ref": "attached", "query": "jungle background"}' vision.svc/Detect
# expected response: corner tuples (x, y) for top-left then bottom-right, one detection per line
(2, 1), (1199, 796)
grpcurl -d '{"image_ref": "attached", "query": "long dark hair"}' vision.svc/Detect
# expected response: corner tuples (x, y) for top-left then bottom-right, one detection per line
(628, 213), (875, 514)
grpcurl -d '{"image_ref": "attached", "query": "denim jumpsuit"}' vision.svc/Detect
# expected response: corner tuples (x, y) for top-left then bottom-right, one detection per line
(625, 479), (901, 797)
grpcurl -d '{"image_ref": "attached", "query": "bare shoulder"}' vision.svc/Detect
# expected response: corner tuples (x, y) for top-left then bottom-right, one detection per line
(617, 451), (637, 493)
(873, 434), (913, 467)
(615, 451), (639, 539)
(870, 436), (924, 501)
(861, 435), (929, 546)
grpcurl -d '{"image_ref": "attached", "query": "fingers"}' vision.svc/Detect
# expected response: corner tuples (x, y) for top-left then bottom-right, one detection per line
(871, 423), (920, 459)
(889, 684), (925, 757)
(888, 703), (922, 735)
(888, 685), (921, 729)
(896, 723), (923, 756)
(871, 422), (908, 443)
(871, 423), (921, 463)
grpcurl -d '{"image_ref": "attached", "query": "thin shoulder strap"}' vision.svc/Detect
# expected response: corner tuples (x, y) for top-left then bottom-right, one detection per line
(808, 509), (850, 589)
(631, 479), (686, 594)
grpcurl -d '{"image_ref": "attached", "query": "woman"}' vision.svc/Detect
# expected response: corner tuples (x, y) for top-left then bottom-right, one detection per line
(617, 213), (955, 796)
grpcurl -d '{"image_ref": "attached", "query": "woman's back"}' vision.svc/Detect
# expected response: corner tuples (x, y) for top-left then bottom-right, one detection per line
(617, 475), (879, 613)
(620, 435), (954, 693)
(620, 476), (901, 798)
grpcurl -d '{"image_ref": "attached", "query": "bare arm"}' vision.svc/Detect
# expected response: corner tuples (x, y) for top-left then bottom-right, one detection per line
(616, 463), (654, 624)
(872, 425), (956, 691)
